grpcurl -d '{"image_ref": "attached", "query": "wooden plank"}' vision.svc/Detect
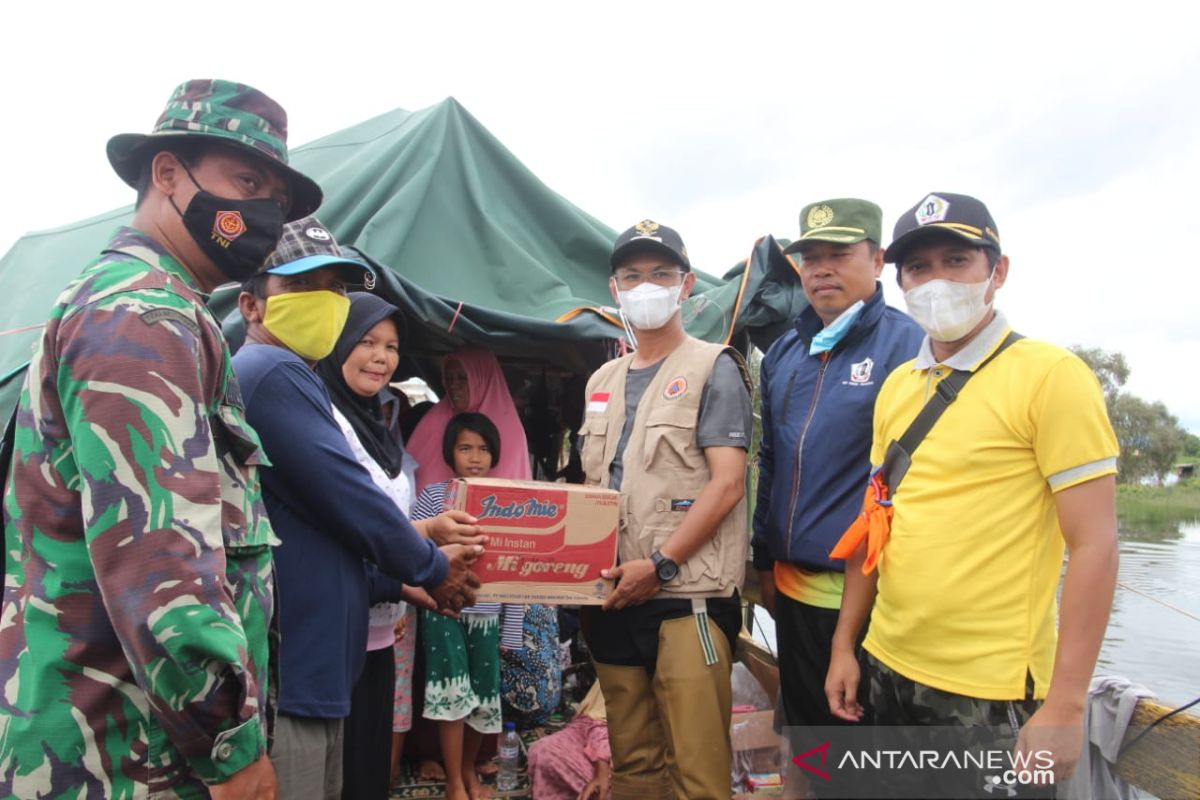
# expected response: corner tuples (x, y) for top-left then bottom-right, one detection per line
(734, 629), (1200, 798)
(741, 564), (765, 607)
(1115, 699), (1200, 800)
(736, 631), (780, 703)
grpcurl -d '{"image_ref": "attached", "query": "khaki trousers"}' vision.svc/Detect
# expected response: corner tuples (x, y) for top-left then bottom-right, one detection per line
(594, 614), (734, 800)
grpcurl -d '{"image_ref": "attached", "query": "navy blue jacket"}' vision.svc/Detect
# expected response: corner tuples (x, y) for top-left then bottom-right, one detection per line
(751, 286), (923, 572)
(233, 344), (448, 718)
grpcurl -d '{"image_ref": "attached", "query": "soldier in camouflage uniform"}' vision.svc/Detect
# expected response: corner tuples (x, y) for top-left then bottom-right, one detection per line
(0, 80), (322, 799)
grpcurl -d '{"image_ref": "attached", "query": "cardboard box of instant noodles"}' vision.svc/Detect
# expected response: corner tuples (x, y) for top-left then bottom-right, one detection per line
(445, 477), (619, 604)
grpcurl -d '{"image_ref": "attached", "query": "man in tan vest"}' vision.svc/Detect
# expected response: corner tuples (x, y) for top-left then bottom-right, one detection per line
(579, 220), (752, 800)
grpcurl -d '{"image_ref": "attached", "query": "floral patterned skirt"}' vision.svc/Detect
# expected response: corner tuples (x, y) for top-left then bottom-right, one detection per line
(393, 603), (417, 732)
(420, 611), (502, 734)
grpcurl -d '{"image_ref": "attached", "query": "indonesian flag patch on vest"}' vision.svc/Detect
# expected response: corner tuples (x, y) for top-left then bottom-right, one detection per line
(587, 392), (610, 413)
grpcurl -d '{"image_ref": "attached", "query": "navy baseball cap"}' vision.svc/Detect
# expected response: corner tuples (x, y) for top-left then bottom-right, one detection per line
(884, 192), (1001, 263)
(263, 216), (375, 287)
(610, 219), (692, 271)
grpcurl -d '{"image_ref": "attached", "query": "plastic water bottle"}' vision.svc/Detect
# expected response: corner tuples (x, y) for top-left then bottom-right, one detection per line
(497, 721), (520, 791)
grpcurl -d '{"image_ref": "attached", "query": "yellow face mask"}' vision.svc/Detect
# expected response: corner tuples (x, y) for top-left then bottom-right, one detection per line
(262, 290), (351, 361)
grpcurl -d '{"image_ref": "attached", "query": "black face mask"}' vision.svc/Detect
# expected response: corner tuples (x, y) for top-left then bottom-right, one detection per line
(171, 165), (285, 283)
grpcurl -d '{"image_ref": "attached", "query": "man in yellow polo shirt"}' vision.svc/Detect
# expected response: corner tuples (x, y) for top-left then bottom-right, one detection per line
(825, 193), (1118, 789)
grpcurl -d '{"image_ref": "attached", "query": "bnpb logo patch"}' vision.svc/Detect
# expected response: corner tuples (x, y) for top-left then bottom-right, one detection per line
(664, 377), (688, 400)
(849, 357), (874, 384)
(213, 210), (247, 243)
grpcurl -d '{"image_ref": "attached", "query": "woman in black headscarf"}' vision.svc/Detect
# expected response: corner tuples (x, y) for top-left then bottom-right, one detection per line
(316, 293), (409, 473)
(315, 292), (420, 799)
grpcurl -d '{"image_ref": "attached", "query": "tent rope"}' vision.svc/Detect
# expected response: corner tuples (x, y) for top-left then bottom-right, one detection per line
(446, 301), (464, 334)
(0, 324), (44, 338)
(1118, 580), (1200, 623)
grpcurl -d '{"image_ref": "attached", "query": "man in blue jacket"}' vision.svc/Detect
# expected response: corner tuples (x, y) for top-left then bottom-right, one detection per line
(232, 218), (484, 800)
(752, 198), (923, 736)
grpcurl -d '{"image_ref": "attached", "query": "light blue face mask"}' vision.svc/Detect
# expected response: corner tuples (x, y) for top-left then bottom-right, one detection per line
(809, 300), (865, 355)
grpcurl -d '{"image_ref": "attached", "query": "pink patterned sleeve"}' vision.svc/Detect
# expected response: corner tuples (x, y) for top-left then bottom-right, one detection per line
(582, 719), (611, 763)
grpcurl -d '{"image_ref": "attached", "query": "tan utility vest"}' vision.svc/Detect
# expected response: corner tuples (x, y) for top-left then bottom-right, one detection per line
(579, 336), (750, 600)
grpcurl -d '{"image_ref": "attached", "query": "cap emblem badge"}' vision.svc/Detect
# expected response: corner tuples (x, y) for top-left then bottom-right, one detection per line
(806, 204), (835, 229)
(634, 219), (660, 236)
(915, 194), (949, 226)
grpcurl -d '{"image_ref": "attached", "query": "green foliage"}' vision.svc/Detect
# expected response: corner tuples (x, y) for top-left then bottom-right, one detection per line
(1182, 432), (1200, 460)
(1071, 345), (1189, 485)
(1108, 394), (1190, 484)
(1069, 346), (1130, 403)
(1117, 483), (1200, 536)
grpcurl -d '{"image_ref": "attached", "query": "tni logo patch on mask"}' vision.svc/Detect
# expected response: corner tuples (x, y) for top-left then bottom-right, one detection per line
(213, 210), (247, 245)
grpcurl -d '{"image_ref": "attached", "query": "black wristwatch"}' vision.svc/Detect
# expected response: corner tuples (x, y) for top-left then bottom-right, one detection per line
(650, 550), (680, 582)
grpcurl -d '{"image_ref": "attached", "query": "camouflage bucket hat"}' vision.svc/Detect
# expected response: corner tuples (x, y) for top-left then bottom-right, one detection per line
(107, 79), (322, 221)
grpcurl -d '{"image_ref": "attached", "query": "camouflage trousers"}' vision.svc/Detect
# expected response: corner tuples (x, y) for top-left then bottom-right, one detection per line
(863, 653), (1055, 799)
(867, 652), (1041, 728)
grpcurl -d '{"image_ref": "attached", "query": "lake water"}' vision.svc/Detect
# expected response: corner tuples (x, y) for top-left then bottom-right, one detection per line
(1098, 517), (1200, 707)
(749, 516), (1200, 709)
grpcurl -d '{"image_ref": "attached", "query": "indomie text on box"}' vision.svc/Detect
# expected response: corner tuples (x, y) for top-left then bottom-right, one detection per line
(445, 477), (620, 604)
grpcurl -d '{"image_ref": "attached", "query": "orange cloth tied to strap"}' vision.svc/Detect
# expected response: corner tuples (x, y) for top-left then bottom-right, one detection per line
(829, 469), (892, 575)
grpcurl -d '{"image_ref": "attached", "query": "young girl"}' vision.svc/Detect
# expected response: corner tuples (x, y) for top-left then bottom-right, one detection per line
(411, 412), (504, 800)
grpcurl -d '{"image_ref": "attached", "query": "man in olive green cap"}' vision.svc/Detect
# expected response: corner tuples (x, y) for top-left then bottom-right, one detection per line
(751, 199), (922, 773)
(1, 79), (322, 799)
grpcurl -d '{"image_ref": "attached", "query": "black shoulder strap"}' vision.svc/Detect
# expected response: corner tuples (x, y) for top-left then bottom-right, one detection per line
(880, 331), (1024, 492)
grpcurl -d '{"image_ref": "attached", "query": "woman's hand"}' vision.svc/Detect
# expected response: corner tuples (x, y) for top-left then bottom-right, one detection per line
(429, 544), (483, 615)
(401, 585), (436, 611)
(577, 760), (610, 800)
(423, 510), (487, 548)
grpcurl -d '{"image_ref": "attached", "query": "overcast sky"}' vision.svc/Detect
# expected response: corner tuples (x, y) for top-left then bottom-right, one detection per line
(3, 1), (1198, 432)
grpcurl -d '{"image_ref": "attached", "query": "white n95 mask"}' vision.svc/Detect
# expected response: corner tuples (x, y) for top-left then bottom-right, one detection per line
(617, 283), (683, 331)
(903, 272), (993, 342)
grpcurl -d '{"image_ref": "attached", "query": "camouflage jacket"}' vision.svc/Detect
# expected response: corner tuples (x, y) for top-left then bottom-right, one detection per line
(0, 228), (279, 798)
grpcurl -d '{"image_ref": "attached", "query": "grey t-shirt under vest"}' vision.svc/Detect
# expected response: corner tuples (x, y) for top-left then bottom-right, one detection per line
(608, 352), (752, 491)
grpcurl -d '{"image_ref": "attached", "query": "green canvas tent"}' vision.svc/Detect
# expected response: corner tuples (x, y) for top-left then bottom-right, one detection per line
(0, 98), (807, 449)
